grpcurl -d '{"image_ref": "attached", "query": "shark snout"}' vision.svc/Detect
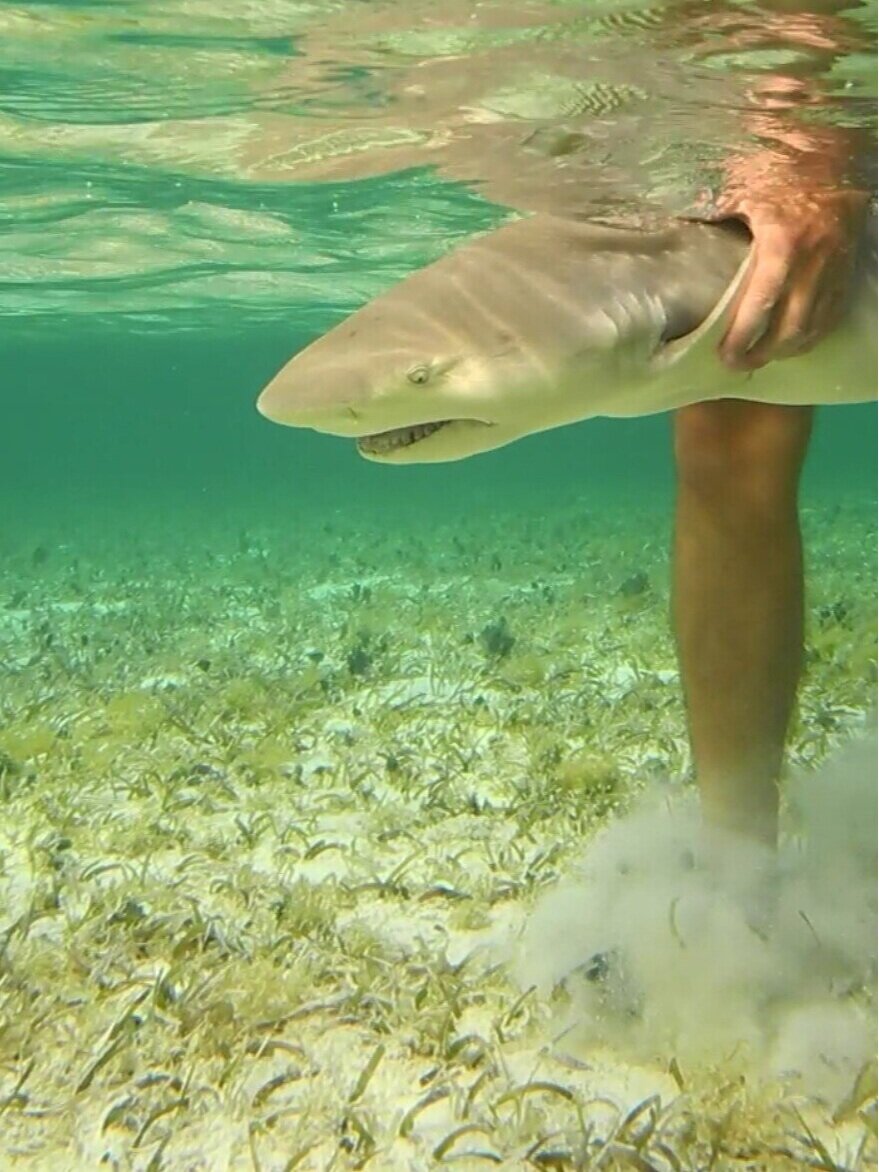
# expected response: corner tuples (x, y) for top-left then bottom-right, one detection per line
(256, 363), (367, 434)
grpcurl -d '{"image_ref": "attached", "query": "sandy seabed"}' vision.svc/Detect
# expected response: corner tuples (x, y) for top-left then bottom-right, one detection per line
(0, 494), (875, 1170)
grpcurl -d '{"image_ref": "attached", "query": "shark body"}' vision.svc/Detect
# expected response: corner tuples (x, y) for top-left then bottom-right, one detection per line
(257, 212), (877, 464)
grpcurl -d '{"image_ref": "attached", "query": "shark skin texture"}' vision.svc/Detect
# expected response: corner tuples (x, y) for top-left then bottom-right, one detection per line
(257, 211), (877, 464)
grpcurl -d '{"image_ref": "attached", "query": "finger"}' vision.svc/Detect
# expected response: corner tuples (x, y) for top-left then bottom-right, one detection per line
(749, 251), (851, 366)
(745, 254), (826, 365)
(719, 241), (794, 370)
(803, 254), (853, 338)
(807, 280), (848, 338)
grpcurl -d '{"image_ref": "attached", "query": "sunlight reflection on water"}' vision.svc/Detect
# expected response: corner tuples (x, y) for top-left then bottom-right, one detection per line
(0, 0), (874, 328)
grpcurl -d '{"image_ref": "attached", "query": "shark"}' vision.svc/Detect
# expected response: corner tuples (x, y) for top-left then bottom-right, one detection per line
(244, 4), (876, 464)
(257, 210), (877, 464)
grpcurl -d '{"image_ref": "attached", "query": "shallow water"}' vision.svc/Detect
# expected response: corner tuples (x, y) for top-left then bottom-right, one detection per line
(1, 1), (877, 1168)
(1, 0), (876, 520)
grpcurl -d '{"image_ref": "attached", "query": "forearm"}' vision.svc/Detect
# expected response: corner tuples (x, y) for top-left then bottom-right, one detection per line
(721, 117), (873, 198)
(675, 3), (875, 190)
(716, 24), (872, 202)
(730, 69), (874, 193)
(665, 3), (873, 368)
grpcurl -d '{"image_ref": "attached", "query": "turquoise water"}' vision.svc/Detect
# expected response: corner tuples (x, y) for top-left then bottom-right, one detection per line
(2, 321), (876, 529)
(1, 0), (875, 534)
(1, 2), (877, 1166)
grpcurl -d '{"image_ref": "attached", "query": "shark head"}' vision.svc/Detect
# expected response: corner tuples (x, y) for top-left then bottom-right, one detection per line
(257, 266), (542, 463)
(257, 215), (752, 463)
(257, 222), (594, 463)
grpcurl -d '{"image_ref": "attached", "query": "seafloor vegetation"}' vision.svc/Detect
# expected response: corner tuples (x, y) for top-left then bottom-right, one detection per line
(0, 493), (875, 1170)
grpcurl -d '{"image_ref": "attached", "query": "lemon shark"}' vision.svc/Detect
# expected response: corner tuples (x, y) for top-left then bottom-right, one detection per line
(247, 3), (876, 463)
(257, 210), (876, 463)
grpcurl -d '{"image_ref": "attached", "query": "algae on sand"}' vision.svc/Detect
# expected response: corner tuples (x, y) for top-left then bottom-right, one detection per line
(0, 495), (875, 1169)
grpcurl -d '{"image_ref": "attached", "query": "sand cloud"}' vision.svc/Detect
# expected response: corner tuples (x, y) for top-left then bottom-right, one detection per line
(514, 728), (877, 1101)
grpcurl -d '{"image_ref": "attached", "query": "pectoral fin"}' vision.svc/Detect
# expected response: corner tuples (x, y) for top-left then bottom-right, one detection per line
(649, 248), (752, 374)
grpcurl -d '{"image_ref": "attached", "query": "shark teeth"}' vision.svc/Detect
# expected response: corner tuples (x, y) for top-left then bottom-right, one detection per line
(357, 420), (449, 455)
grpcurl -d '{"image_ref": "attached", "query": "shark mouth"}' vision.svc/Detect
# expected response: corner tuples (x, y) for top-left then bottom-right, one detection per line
(356, 419), (453, 456)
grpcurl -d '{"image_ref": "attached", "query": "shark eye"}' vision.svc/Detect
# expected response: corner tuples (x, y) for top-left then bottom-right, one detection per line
(406, 364), (431, 385)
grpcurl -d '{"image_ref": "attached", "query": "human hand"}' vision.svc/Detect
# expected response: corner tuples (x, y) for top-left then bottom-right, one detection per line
(715, 179), (869, 371)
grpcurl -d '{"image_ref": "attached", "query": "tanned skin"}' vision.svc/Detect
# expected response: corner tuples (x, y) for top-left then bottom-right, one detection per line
(671, 15), (871, 843)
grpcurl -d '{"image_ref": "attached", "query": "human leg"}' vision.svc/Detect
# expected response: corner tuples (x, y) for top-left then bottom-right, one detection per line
(671, 399), (813, 844)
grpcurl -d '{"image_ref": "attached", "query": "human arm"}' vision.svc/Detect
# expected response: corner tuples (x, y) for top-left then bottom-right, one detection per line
(686, 5), (873, 369)
(715, 121), (870, 370)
